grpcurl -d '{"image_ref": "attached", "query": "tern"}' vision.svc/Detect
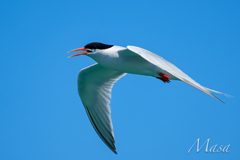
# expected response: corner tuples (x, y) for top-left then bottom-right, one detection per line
(68, 42), (230, 154)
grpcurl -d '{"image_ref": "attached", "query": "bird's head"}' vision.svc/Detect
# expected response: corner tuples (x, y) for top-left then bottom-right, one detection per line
(68, 42), (113, 58)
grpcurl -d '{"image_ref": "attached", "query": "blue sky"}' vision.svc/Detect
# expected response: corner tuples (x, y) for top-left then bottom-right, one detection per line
(0, 0), (239, 159)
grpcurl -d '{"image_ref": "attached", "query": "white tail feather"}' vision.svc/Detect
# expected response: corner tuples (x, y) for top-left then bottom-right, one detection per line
(203, 87), (233, 98)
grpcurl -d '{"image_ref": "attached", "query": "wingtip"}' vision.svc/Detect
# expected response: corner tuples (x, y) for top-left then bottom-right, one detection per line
(212, 94), (225, 104)
(113, 150), (118, 154)
(218, 99), (225, 104)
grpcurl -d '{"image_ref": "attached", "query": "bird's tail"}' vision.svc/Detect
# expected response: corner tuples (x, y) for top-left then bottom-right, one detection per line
(203, 87), (233, 99)
(181, 78), (232, 103)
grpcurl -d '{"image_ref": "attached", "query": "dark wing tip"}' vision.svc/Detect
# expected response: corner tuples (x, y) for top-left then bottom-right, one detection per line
(85, 107), (117, 153)
(212, 94), (225, 104)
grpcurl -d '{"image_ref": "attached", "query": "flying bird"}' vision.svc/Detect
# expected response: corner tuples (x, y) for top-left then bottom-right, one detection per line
(68, 42), (230, 154)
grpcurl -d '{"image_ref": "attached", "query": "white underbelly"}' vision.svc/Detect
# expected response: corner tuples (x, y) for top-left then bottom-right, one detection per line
(99, 55), (162, 77)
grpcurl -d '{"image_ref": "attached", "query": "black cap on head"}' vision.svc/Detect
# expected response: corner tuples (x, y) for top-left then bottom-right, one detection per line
(84, 42), (113, 50)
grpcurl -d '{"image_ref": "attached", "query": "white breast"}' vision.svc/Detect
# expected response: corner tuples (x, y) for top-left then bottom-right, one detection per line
(89, 46), (160, 77)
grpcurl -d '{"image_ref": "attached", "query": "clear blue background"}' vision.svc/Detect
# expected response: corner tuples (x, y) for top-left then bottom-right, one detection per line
(0, 0), (239, 159)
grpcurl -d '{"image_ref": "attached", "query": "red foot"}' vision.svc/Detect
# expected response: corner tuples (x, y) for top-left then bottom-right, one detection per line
(156, 73), (171, 83)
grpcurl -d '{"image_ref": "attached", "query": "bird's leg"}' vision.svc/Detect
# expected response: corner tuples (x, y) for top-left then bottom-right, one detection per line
(156, 73), (171, 83)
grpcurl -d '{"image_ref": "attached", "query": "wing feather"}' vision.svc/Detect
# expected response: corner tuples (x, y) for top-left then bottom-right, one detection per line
(127, 46), (229, 102)
(78, 63), (126, 154)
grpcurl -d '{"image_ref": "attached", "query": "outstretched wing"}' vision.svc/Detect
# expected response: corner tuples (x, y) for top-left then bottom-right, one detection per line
(78, 63), (126, 153)
(127, 46), (229, 102)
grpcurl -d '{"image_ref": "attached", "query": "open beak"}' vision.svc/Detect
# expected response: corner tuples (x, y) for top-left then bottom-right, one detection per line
(67, 47), (92, 58)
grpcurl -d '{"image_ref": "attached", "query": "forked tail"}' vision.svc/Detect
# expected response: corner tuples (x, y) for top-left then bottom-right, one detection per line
(203, 87), (233, 103)
(181, 78), (232, 103)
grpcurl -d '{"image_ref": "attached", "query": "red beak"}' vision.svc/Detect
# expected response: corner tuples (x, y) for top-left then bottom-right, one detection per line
(67, 47), (92, 58)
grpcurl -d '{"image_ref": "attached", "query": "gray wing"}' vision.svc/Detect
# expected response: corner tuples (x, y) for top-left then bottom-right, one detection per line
(127, 46), (230, 102)
(78, 63), (126, 153)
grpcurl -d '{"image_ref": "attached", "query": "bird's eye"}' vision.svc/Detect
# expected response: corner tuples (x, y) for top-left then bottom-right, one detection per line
(86, 48), (94, 52)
